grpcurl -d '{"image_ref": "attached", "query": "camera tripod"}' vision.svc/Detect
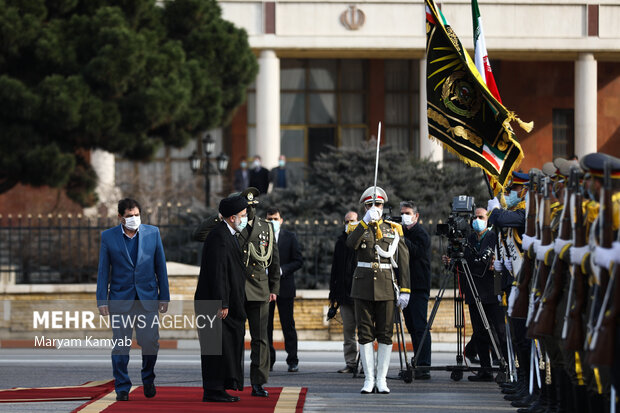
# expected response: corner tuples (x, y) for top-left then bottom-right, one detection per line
(411, 255), (508, 381)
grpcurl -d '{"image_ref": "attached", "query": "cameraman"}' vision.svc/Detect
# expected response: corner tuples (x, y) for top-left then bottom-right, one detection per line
(400, 202), (432, 380)
(444, 207), (505, 381)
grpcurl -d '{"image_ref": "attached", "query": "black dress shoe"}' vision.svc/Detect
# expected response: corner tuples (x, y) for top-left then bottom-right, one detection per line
(251, 384), (269, 397)
(468, 370), (494, 382)
(143, 382), (156, 398)
(202, 390), (239, 402)
(116, 391), (129, 401)
(338, 366), (355, 374)
(288, 363), (298, 372)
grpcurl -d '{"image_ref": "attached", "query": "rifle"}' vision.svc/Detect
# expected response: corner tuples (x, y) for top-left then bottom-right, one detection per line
(587, 161), (616, 366)
(534, 169), (574, 337)
(511, 171), (539, 318)
(526, 177), (552, 338)
(563, 168), (587, 350)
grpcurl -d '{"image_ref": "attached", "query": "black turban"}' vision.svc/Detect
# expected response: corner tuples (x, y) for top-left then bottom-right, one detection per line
(219, 195), (247, 218)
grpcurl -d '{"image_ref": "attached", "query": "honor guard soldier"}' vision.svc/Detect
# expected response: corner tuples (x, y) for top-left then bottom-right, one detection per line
(347, 186), (410, 394)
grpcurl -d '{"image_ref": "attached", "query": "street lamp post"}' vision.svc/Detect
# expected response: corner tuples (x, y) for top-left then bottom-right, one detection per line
(188, 134), (230, 208)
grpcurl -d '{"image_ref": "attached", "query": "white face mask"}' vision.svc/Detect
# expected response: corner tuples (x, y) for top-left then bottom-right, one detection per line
(236, 216), (248, 232)
(253, 159), (261, 169)
(345, 221), (358, 233)
(124, 215), (141, 231)
(401, 214), (414, 226)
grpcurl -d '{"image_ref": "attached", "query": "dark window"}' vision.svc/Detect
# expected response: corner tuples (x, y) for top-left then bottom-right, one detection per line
(552, 109), (574, 159)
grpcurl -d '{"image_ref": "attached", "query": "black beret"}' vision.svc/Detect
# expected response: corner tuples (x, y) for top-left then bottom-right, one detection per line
(219, 195), (247, 218)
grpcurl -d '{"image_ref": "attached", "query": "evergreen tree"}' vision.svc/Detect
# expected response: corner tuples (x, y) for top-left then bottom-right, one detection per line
(0, 0), (257, 205)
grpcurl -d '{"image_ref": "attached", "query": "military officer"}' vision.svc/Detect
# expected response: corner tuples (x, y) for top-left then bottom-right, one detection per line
(346, 186), (410, 394)
(237, 188), (280, 398)
(192, 187), (280, 398)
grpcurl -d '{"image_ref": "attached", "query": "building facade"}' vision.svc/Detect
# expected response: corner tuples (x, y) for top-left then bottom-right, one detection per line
(1, 1), (619, 215)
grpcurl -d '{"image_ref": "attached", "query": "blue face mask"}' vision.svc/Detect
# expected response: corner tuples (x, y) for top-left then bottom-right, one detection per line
(472, 218), (487, 233)
(269, 220), (281, 233)
(236, 216), (248, 232)
(278, 160), (285, 167)
(505, 190), (522, 208)
(240, 161), (247, 169)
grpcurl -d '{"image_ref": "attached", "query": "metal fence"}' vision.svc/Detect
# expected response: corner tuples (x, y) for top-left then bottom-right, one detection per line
(0, 208), (446, 288)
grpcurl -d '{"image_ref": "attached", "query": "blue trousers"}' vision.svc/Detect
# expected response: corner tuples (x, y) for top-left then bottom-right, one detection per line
(403, 290), (432, 367)
(110, 301), (159, 393)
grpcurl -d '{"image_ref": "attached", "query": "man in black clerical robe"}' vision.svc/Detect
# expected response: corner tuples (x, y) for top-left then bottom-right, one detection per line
(195, 195), (248, 403)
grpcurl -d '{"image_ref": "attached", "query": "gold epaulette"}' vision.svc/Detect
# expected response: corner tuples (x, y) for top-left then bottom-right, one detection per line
(385, 220), (404, 236)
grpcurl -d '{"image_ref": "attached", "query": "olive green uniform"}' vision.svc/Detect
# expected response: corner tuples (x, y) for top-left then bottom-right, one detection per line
(346, 219), (410, 345)
(239, 217), (280, 385)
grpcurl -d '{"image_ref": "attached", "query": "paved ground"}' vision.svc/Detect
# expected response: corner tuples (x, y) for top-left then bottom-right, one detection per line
(0, 348), (516, 412)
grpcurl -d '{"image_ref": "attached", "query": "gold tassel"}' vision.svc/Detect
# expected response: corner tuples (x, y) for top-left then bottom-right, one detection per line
(516, 117), (534, 133)
(375, 223), (383, 240)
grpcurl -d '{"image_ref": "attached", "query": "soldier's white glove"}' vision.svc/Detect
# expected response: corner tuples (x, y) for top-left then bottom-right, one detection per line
(487, 197), (501, 212)
(503, 257), (513, 272)
(363, 207), (381, 224)
(396, 293), (410, 309)
(493, 259), (503, 272)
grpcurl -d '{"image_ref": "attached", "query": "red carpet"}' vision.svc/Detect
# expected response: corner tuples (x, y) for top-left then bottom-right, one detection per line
(74, 386), (308, 412)
(0, 380), (114, 403)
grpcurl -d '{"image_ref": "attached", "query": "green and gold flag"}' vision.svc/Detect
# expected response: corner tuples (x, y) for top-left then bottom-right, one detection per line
(425, 0), (530, 189)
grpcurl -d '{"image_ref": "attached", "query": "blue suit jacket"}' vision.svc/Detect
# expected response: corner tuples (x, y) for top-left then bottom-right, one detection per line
(96, 224), (170, 312)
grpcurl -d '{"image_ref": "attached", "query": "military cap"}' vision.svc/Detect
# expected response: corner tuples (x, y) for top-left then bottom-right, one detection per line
(542, 162), (558, 178)
(555, 158), (581, 178)
(359, 186), (388, 204)
(219, 195), (247, 218)
(580, 153), (620, 179)
(241, 187), (260, 205)
(510, 171), (529, 186)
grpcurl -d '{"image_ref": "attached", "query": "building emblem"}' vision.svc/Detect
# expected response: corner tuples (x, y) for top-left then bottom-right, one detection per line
(340, 5), (365, 31)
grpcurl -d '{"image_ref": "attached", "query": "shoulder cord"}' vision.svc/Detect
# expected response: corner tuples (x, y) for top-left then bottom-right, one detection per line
(246, 223), (274, 269)
(375, 231), (400, 268)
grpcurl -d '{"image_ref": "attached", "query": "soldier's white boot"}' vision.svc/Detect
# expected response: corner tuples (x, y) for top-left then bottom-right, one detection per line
(359, 343), (376, 394)
(375, 343), (391, 394)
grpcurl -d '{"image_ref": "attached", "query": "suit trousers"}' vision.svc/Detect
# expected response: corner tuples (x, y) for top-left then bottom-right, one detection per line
(403, 291), (432, 366)
(245, 300), (270, 385)
(340, 303), (358, 368)
(111, 300), (159, 393)
(354, 299), (394, 345)
(268, 297), (299, 366)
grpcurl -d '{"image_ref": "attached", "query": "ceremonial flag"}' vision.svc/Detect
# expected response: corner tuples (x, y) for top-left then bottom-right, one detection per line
(425, 0), (531, 189)
(472, 0), (501, 103)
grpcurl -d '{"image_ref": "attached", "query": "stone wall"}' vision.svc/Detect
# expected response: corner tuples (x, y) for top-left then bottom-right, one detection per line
(0, 262), (473, 344)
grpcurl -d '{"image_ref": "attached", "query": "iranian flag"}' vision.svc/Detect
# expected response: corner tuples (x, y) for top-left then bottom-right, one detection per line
(482, 143), (505, 173)
(472, 0), (502, 103)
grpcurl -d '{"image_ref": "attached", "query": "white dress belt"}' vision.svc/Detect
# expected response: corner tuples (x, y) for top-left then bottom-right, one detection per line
(357, 261), (391, 269)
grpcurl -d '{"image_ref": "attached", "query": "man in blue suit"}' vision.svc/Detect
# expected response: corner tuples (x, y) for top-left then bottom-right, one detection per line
(96, 198), (170, 401)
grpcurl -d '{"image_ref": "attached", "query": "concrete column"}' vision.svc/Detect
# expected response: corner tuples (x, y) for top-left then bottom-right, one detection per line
(84, 149), (122, 217)
(574, 53), (597, 158)
(418, 58), (443, 164)
(256, 50), (280, 169)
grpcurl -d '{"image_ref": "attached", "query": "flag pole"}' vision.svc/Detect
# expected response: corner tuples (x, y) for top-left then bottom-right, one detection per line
(372, 122), (382, 206)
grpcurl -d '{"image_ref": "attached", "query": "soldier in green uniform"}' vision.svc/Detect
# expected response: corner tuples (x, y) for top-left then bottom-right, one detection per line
(192, 187), (280, 398)
(346, 186), (410, 394)
(238, 188), (280, 398)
